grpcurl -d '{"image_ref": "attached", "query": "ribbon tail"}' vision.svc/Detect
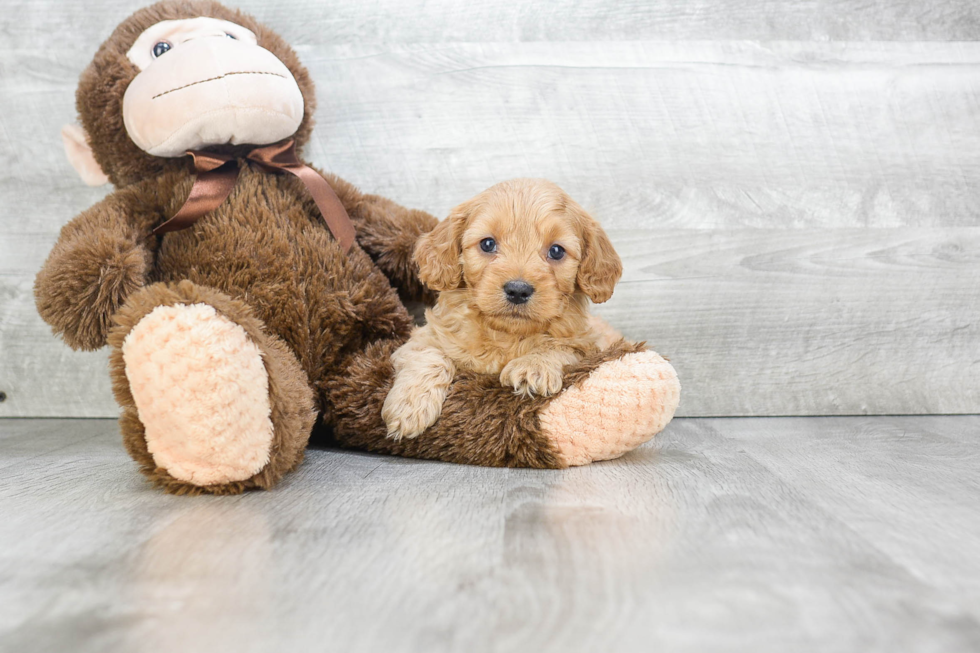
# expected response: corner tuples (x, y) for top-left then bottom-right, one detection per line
(153, 161), (240, 235)
(283, 165), (358, 253)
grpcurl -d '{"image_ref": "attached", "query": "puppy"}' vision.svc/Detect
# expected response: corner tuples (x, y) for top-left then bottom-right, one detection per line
(382, 178), (624, 440)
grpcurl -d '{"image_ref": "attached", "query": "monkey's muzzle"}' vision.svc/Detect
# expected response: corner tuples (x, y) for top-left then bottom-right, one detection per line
(123, 36), (305, 158)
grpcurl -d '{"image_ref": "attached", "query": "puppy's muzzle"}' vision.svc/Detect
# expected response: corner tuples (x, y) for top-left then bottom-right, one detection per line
(503, 280), (534, 305)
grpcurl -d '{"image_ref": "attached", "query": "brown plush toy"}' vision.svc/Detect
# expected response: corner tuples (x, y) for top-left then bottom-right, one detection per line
(35, 0), (680, 495)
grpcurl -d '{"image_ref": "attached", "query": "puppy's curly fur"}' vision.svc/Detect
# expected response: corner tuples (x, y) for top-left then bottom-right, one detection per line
(383, 178), (624, 440)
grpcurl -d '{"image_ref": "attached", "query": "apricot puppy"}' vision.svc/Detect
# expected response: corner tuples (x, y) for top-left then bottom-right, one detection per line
(383, 178), (624, 440)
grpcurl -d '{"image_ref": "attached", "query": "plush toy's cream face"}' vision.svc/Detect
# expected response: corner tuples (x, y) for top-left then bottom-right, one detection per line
(121, 17), (305, 157)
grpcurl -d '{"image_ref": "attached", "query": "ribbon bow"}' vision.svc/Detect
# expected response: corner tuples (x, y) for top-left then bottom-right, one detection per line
(152, 140), (357, 252)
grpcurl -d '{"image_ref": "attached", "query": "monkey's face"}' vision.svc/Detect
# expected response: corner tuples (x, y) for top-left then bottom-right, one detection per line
(121, 16), (305, 157)
(70, 1), (317, 187)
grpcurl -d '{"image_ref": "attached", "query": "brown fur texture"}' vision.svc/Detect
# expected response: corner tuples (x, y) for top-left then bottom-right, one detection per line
(35, 0), (670, 494)
(329, 338), (648, 468)
(34, 191), (154, 351)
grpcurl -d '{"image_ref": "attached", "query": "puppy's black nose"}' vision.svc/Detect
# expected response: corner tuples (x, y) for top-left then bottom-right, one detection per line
(503, 280), (534, 305)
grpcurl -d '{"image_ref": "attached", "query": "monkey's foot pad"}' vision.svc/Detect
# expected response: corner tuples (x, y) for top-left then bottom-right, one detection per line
(540, 351), (680, 466)
(122, 303), (274, 486)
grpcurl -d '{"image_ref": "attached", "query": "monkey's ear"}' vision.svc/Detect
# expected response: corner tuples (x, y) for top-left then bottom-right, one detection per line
(61, 124), (109, 187)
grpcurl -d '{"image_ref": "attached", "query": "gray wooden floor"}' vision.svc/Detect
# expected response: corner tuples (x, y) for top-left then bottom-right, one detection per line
(1, 416), (978, 653)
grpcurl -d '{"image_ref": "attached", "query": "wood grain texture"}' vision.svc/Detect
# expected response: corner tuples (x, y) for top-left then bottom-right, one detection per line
(8, 41), (980, 228)
(603, 228), (980, 416)
(4, 0), (980, 46)
(305, 41), (980, 228)
(5, 227), (978, 417)
(1, 416), (979, 652)
(3, 24), (980, 416)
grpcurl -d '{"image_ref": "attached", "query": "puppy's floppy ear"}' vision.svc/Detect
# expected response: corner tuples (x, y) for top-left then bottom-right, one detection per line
(570, 201), (622, 303)
(414, 202), (469, 291)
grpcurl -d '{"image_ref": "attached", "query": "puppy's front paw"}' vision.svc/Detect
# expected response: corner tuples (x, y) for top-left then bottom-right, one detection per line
(382, 380), (447, 440)
(500, 357), (564, 397)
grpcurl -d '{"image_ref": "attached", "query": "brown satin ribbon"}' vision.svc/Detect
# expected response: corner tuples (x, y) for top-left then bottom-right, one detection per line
(153, 140), (357, 253)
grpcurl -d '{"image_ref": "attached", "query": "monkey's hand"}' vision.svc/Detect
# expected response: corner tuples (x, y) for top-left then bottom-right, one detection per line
(314, 170), (440, 306)
(35, 196), (154, 351)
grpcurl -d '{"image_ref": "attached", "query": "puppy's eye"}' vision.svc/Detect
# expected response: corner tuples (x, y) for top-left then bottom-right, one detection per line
(152, 41), (172, 58)
(548, 244), (566, 260)
(226, 32), (237, 39)
(480, 238), (497, 253)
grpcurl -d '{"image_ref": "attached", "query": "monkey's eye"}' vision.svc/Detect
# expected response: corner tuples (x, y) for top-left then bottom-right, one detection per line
(152, 41), (172, 58)
(479, 238), (497, 253)
(548, 244), (566, 260)
(225, 32), (237, 39)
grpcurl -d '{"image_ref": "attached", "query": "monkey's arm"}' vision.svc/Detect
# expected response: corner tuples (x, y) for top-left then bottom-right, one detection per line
(318, 172), (438, 304)
(34, 189), (159, 351)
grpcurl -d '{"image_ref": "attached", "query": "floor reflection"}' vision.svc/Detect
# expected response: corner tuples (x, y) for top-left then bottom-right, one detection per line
(124, 501), (273, 653)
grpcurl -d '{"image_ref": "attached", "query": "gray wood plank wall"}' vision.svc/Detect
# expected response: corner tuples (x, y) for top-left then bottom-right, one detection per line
(1, 1), (979, 418)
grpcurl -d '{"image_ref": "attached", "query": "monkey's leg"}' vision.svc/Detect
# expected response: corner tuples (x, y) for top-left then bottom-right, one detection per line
(325, 339), (680, 468)
(107, 280), (316, 494)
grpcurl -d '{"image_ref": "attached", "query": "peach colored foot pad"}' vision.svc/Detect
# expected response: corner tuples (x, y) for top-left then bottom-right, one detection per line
(122, 303), (274, 486)
(540, 351), (681, 466)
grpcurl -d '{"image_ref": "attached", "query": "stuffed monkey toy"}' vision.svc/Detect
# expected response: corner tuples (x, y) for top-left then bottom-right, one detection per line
(35, 0), (680, 494)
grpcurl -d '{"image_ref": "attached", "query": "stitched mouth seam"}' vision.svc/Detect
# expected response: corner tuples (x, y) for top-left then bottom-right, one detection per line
(152, 71), (287, 99)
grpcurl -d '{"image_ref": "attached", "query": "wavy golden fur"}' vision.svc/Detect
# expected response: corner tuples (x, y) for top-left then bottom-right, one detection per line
(383, 178), (624, 439)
